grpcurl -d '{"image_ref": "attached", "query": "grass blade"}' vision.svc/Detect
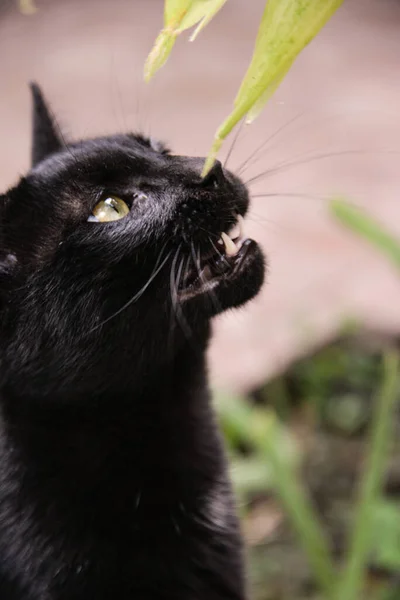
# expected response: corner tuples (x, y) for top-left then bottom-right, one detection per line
(331, 199), (400, 270)
(336, 352), (400, 600)
(256, 412), (337, 599)
(18, 0), (37, 14)
(144, 1), (345, 173)
(144, 0), (229, 82)
(201, 0), (345, 174)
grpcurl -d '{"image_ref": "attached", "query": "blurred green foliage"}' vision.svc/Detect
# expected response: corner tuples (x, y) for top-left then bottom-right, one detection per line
(214, 204), (400, 599)
(215, 344), (400, 600)
(18, 0), (37, 15)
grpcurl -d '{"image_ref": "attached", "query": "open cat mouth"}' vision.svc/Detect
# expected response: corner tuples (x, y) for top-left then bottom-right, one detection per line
(178, 215), (260, 302)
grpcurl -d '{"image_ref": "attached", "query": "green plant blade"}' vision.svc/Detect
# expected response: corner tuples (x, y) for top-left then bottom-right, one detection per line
(202, 0), (345, 175)
(164, 0), (192, 24)
(371, 499), (400, 571)
(235, 0), (344, 111)
(189, 0), (228, 41)
(18, 0), (37, 14)
(215, 391), (336, 598)
(144, 30), (178, 83)
(257, 411), (337, 599)
(145, 0), (229, 82)
(245, 60), (293, 124)
(336, 352), (400, 600)
(177, 0), (227, 32)
(144, 0), (345, 173)
(331, 199), (400, 270)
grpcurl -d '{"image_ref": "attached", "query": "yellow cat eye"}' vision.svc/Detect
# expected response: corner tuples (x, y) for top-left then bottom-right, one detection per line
(90, 196), (130, 223)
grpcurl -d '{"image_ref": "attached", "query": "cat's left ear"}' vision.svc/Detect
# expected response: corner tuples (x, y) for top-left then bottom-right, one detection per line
(30, 82), (64, 167)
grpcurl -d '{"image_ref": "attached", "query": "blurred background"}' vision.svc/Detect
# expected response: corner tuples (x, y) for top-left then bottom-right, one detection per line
(2, 0), (400, 598)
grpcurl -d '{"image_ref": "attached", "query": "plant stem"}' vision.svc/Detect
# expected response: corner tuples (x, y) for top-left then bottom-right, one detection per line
(336, 352), (400, 600)
(259, 414), (337, 599)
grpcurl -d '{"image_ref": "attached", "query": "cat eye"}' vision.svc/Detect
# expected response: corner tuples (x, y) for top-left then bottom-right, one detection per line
(89, 195), (130, 223)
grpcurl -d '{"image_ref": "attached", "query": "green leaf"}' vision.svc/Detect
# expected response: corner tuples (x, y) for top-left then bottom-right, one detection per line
(202, 0), (345, 174)
(372, 500), (400, 570)
(180, 0), (228, 39)
(18, 0), (37, 14)
(230, 456), (273, 497)
(331, 199), (400, 270)
(336, 353), (400, 600)
(257, 411), (337, 599)
(245, 62), (293, 123)
(145, 1), (344, 173)
(144, 0), (229, 82)
(144, 30), (178, 83)
(235, 0), (344, 111)
(164, 0), (192, 24)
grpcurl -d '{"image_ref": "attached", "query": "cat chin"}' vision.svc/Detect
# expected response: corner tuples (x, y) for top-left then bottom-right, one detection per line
(178, 238), (266, 312)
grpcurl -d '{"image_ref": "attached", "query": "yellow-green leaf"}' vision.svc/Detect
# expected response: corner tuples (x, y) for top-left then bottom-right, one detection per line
(18, 0), (37, 14)
(202, 0), (345, 174)
(164, 0), (193, 24)
(145, 0), (345, 174)
(331, 199), (400, 271)
(179, 0), (227, 33)
(245, 60), (292, 123)
(145, 0), (229, 82)
(144, 30), (178, 83)
(189, 0), (228, 41)
(235, 0), (343, 109)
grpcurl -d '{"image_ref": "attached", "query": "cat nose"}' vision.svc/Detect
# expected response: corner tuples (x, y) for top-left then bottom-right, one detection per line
(200, 160), (226, 189)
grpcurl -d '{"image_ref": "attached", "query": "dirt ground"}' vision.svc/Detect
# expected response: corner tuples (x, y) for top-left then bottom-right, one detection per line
(1, 0), (400, 392)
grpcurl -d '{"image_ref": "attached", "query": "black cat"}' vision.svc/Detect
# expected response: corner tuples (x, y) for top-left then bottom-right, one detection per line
(0, 84), (265, 599)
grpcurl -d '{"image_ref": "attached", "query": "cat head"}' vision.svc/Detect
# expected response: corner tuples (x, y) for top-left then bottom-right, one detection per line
(0, 84), (265, 400)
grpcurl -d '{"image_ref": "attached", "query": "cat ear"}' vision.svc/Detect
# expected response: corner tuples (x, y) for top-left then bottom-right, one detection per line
(30, 82), (64, 167)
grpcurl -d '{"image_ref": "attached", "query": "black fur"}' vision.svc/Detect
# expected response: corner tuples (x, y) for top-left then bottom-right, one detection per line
(0, 84), (265, 599)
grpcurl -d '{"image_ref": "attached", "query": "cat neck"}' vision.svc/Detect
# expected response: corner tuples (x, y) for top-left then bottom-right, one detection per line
(0, 327), (225, 520)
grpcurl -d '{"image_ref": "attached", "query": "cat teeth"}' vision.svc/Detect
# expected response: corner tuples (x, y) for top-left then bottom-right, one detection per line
(220, 232), (239, 257)
(218, 216), (246, 257)
(218, 215), (244, 256)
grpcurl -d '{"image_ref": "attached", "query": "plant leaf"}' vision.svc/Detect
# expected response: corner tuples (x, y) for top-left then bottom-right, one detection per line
(371, 500), (400, 570)
(145, 0), (229, 82)
(144, 30), (178, 83)
(331, 199), (400, 270)
(189, 0), (228, 41)
(257, 411), (337, 599)
(201, 0), (345, 175)
(18, 0), (37, 14)
(164, 0), (192, 24)
(336, 352), (400, 600)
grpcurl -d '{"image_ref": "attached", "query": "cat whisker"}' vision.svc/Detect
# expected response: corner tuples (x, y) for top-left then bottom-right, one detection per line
(208, 237), (230, 268)
(189, 240), (222, 314)
(236, 110), (306, 177)
(205, 241), (224, 314)
(244, 149), (400, 187)
(88, 244), (171, 334)
(169, 247), (193, 341)
(235, 108), (397, 177)
(251, 191), (327, 202)
(223, 118), (245, 170)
